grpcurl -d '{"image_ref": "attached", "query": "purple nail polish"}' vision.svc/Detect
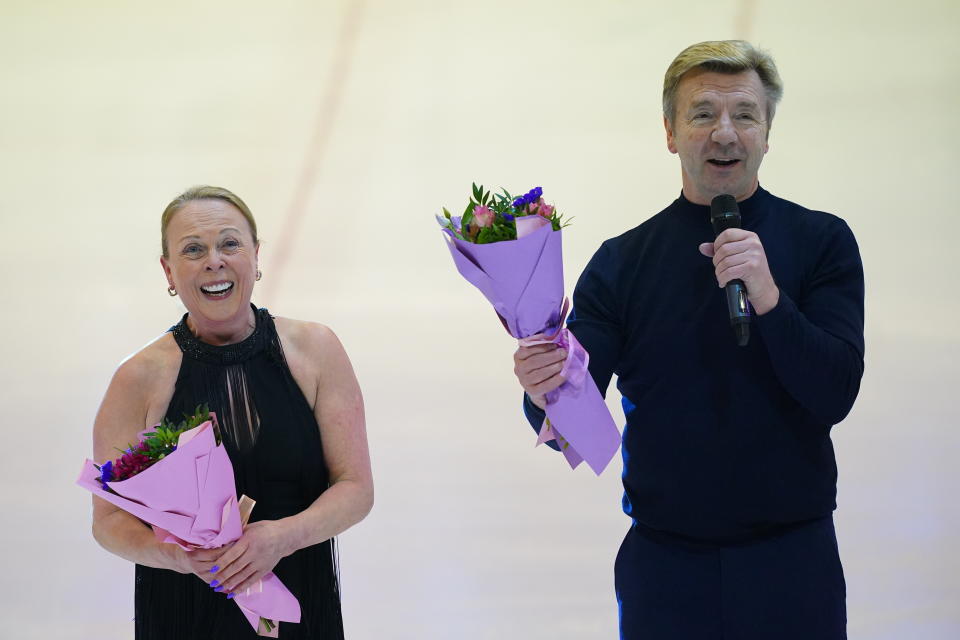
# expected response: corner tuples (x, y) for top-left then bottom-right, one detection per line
(210, 565), (219, 573)
(227, 593), (235, 599)
(210, 580), (219, 588)
(214, 586), (224, 592)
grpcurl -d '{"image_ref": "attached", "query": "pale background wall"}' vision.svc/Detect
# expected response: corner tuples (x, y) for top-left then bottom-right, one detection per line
(1, 1), (957, 638)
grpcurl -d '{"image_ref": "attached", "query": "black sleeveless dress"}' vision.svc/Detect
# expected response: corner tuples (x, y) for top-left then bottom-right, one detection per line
(134, 307), (344, 639)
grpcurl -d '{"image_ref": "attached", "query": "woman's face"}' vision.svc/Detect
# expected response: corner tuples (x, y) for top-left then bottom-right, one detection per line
(160, 198), (259, 327)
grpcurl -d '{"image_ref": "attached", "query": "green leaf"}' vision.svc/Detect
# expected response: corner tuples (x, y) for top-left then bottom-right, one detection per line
(442, 207), (452, 220)
(475, 222), (516, 244)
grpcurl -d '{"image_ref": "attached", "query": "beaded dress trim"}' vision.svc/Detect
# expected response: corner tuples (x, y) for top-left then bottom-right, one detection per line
(171, 306), (268, 365)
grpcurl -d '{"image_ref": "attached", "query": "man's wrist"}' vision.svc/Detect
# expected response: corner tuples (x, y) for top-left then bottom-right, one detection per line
(752, 286), (780, 315)
(527, 393), (547, 411)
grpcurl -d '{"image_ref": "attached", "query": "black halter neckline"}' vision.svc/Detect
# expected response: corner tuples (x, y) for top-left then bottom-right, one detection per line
(171, 305), (270, 365)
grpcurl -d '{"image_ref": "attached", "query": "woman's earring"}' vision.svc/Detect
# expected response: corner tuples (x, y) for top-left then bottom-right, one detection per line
(256, 270), (262, 281)
(167, 285), (177, 297)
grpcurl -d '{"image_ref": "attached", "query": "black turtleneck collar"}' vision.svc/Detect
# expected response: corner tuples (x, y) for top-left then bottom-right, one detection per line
(675, 184), (772, 227)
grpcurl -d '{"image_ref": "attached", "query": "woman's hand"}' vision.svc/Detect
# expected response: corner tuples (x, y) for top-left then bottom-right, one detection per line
(165, 543), (225, 584)
(208, 521), (289, 596)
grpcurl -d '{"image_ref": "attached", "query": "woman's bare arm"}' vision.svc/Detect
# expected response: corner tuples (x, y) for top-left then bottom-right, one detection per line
(89, 339), (218, 577)
(211, 320), (373, 593)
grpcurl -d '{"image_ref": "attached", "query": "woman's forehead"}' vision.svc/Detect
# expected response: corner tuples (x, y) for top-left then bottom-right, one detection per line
(169, 199), (251, 236)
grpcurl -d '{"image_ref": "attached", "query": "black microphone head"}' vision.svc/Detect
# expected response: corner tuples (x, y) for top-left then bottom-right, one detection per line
(710, 194), (741, 235)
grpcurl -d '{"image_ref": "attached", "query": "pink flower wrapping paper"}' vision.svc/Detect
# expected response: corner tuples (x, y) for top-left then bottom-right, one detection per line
(442, 213), (622, 475)
(76, 416), (301, 637)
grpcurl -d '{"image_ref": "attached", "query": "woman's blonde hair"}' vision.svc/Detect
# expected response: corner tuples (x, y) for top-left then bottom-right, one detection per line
(160, 185), (259, 257)
(662, 40), (783, 127)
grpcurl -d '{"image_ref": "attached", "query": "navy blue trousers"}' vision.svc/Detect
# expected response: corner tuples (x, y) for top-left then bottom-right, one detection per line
(615, 516), (846, 639)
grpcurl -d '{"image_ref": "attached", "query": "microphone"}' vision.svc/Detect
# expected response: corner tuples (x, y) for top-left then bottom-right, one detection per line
(710, 194), (751, 347)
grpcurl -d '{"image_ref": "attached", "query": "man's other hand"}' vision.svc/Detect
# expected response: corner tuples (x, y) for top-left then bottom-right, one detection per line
(514, 342), (567, 410)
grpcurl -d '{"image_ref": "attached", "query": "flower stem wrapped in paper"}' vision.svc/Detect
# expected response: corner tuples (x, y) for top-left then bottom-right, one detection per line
(438, 184), (621, 475)
(76, 407), (300, 637)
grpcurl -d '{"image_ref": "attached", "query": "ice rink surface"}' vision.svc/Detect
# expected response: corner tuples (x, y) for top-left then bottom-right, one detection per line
(1, 1), (958, 638)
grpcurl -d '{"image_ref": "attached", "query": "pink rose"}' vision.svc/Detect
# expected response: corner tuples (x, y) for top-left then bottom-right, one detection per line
(526, 198), (554, 219)
(473, 205), (494, 228)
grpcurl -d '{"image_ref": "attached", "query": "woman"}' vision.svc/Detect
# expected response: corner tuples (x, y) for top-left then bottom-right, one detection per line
(90, 185), (373, 638)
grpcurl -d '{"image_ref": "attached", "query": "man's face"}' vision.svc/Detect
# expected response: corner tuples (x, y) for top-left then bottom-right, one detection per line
(664, 69), (770, 205)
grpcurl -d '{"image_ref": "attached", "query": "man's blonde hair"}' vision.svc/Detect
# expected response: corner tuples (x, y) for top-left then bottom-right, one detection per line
(662, 40), (783, 127)
(160, 185), (259, 257)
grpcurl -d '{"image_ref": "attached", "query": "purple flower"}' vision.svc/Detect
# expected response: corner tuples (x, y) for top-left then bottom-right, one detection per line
(512, 187), (544, 210)
(503, 213), (515, 222)
(99, 460), (113, 488)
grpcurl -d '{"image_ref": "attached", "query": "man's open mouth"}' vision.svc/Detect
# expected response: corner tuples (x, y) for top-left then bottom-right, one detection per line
(708, 159), (740, 167)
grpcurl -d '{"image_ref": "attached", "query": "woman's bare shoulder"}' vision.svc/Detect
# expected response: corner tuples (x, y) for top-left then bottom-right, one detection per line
(113, 332), (181, 385)
(272, 316), (351, 406)
(273, 316), (339, 357)
(99, 332), (182, 431)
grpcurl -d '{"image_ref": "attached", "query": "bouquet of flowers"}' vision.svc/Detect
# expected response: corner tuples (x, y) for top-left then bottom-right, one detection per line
(438, 184), (621, 475)
(76, 407), (300, 637)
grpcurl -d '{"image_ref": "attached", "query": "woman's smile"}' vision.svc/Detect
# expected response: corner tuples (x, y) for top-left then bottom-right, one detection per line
(200, 280), (235, 299)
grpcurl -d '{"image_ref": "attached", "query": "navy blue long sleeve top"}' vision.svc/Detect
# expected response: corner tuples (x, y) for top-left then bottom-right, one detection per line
(524, 186), (865, 541)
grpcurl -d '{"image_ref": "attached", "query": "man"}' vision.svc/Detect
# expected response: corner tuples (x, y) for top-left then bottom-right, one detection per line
(514, 41), (864, 639)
